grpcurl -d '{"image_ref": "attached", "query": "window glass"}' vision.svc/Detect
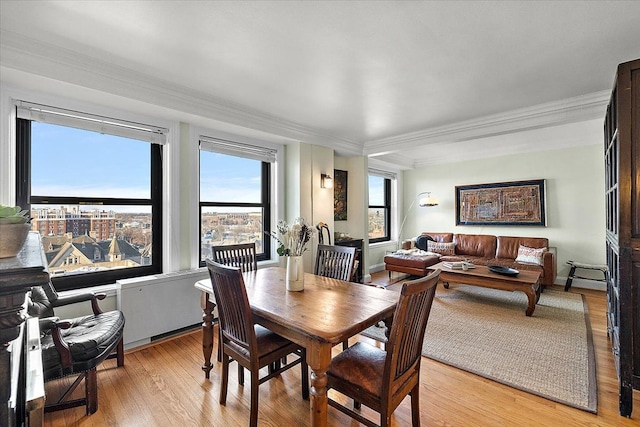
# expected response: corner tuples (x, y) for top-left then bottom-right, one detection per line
(17, 118), (162, 290)
(368, 174), (391, 242)
(199, 149), (270, 264)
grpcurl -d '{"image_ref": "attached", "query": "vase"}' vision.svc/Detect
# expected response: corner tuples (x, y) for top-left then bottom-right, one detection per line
(0, 223), (31, 258)
(286, 256), (304, 291)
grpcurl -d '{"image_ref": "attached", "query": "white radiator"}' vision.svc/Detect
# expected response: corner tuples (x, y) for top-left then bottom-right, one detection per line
(116, 270), (210, 349)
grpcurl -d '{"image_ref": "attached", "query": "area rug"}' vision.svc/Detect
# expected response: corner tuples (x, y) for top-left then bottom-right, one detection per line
(360, 285), (597, 413)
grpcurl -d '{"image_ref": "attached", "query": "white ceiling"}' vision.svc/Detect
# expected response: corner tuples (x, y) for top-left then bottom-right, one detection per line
(1, 1), (639, 169)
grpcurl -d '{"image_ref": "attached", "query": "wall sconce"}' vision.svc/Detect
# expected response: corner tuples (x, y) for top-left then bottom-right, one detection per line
(321, 174), (333, 189)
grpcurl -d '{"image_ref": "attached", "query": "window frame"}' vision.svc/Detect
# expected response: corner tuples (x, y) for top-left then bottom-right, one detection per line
(368, 175), (392, 243)
(198, 150), (272, 267)
(15, 117), (164, 291)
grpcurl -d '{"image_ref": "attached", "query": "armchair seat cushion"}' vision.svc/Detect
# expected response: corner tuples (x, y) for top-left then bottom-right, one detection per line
(41, 310), (125, 379)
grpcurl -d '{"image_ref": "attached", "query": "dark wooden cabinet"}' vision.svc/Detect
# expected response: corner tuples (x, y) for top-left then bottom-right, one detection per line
(0, 232), (47, 426)
(335, 238), (363, 283)
(604, 58), (640, 417)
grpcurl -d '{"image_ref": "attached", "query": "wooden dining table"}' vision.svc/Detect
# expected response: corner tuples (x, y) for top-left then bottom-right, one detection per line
(194, 266), (399, 427)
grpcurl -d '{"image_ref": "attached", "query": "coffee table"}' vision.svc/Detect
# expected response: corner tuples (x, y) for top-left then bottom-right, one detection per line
(429, 262), (542, 316)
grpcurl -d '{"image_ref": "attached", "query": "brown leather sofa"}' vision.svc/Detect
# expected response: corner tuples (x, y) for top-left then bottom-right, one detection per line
(384, 232), (557, 286)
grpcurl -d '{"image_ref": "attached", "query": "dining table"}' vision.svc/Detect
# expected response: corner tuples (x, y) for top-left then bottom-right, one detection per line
(194, 266), (399, 427)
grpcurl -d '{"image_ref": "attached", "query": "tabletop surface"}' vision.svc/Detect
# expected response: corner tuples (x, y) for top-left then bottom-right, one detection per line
(195, 267), (398, 344)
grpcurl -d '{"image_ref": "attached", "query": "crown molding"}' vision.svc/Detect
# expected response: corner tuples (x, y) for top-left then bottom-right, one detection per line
(363, 91), (609, 156)
(0, 30), (362, 155)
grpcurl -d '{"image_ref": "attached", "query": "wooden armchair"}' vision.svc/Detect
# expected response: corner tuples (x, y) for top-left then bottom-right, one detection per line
(206, 260), (309, 427)
(314, 244), (357, 282)
(27, 281), (125, 415)
(326, 269), (440, 427)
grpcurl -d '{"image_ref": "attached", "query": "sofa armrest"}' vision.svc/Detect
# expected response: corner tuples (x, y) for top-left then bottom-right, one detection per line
(542, 251), (557, 286)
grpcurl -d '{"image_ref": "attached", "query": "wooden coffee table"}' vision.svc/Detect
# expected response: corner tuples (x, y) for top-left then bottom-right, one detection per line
(429, 262), (542, 316)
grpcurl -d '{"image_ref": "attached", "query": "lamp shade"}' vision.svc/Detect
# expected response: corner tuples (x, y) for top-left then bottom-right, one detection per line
(418, 193), (439, 207)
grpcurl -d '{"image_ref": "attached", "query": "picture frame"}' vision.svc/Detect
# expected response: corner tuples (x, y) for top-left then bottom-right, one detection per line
(334, 169), (348, 221)
(456, 179), (546, 226)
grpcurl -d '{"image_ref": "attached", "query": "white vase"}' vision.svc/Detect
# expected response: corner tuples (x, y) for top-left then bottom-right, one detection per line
(286, 256), (305, 291)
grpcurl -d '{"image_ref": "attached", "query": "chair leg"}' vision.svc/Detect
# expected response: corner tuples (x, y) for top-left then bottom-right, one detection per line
(301, 350), (309, 400)
(85, 368), (98, 415)
(342, 340), (349, 351)
(219, 354), (229, 404)
(410, 383), (420, 427)
(250, 370), (260, 427)
(116, 337), (125, 367)
(217, 324), (223, 362)
(238, 363), (244, 385)
(354, 400), (361, 410)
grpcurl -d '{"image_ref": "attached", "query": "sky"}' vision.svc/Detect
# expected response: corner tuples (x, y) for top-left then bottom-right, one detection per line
(32, 121), (383, 211)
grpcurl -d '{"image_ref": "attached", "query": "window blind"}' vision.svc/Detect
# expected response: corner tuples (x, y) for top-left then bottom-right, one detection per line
(368, 168), (397, 180)
(199, 136), (277, 163)
(16, 101), (168, 144)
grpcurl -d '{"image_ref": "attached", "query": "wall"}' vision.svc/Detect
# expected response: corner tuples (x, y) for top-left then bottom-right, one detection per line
(400, 143), (606, 288)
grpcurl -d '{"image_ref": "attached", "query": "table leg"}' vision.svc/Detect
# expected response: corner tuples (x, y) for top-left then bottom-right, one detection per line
(524, 287), (537, 317)
(200, 291), (215, 379)
(307, 342), (332, 427)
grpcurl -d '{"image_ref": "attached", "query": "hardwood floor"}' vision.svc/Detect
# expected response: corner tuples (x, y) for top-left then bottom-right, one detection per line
(43, 272), (640, 426)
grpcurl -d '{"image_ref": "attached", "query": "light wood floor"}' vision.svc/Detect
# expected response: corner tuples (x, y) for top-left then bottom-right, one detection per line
(44, 272), (640, 426)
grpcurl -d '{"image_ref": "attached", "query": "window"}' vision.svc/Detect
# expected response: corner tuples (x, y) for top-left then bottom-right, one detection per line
(368, 171), (392, 243)
(199, 136), (274, 265)
(16, 101), (165, 290)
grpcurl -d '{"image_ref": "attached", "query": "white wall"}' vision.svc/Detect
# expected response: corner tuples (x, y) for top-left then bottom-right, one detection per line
(400, 143), (606, 287)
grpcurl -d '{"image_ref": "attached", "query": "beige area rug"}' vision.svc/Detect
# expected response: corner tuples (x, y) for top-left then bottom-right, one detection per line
(361, 285), (597, 413)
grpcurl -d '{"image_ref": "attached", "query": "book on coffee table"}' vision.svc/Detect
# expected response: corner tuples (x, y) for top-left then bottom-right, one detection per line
(443, 261), (475, 270)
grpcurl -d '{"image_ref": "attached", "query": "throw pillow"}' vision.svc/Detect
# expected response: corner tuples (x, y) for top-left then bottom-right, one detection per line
(515, 245), (547, 266)
(415, 235), (435, 251)
(427, 241), (456, 255)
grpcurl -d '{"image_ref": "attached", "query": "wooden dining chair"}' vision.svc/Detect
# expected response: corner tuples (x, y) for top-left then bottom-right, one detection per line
(211, 242), (258, 272)
(315, 244), (357, 349)
(210, 242), (257, 361)
(326, 269), (441, 427)
(314, 244), (357, 282)
(205, 260), (309, 427)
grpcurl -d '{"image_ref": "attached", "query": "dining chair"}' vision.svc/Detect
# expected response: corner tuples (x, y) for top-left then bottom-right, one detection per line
(27, 281), (125, 415)
(211, 242), (258, 362)
(205, 259), (309, 427)
(314, 244), (357, 282)
(326, 269), (440, 427)
(315, 244), (357, 349)
(211, 242), (258, 272)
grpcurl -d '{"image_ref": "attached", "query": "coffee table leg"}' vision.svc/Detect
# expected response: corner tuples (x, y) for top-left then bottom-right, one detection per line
(524, 288), (537, 317)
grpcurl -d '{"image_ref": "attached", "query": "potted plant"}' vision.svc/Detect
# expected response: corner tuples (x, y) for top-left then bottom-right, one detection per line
(0, 204), (32, 258)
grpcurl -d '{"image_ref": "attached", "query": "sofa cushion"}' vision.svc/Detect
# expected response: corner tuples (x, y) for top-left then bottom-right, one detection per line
(515, 245), (547, 266)
(453, 234), (497, 258)
(496, 236), (549, 259)
(428, 241), (456, 255)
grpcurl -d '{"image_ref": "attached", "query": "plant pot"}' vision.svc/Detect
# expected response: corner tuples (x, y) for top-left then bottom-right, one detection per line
(0, 223), (31, 258)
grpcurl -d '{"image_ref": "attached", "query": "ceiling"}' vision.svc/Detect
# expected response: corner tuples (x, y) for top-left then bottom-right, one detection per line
(1, 1), (639, 169)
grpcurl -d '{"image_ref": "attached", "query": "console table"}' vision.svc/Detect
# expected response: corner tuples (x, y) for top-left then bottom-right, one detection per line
(335, 238), (363, 283)
(0, 232), (47, 426)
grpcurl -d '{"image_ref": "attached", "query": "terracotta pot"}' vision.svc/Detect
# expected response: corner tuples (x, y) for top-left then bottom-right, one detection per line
(0, 223), (31, 258)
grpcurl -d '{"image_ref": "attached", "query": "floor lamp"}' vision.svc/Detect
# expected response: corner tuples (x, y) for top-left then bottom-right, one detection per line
(397, 191), (439, 250)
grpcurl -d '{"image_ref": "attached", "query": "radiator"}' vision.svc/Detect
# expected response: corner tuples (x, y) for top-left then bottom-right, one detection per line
(116, 269), (210, 349)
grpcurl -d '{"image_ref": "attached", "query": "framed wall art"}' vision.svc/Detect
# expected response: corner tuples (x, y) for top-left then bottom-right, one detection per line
(456, 179), (546, 226)
(334, 169), (348, 221)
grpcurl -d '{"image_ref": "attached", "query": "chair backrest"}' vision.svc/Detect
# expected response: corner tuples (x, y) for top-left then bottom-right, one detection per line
(27, 281), (59, 318)
(383, 269), (440, 397)
(205, 259), (258, 361)
(211, 242), (258, 272)
(314, 244), (356, 281)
